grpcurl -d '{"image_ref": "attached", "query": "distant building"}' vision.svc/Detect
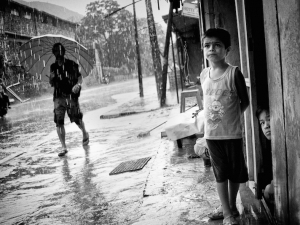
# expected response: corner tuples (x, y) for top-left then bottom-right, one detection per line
(0, 0), (79, 97)
(0, 0), (78, 45)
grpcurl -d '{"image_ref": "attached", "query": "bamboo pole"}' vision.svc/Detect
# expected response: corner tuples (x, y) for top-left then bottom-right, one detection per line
(133, 0), (143, 97)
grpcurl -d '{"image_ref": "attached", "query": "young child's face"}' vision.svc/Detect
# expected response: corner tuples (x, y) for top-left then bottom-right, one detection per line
(259, 110), (271, 140)
(203, 37), (228, 63)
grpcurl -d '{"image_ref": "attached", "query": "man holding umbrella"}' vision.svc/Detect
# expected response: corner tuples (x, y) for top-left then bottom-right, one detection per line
(49, 43), (89, 156)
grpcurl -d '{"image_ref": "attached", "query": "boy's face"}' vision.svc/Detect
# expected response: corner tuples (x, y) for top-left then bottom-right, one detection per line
(203, 37), (229, 63)
(259, 110), (271, 140)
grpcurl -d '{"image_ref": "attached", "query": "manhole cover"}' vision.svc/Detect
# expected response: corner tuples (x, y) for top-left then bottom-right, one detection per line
(109, 157), (152, 175)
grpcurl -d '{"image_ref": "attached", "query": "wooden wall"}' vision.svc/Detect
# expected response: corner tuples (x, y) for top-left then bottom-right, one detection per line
(263, 0), (300, 224)
(200, 0), (300, 223)
(262, 1), (288, 224)
(214, 0), (240, 68)
(277, 0), (300, 224)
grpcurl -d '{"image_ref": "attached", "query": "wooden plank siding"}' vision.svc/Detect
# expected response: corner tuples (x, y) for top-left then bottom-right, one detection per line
(276, 0), (300, 224)
(235, 0), (254, 183)
(262, 1), (289, 224)
(202, 0), (214, 31)
(216, 0), (240, 68)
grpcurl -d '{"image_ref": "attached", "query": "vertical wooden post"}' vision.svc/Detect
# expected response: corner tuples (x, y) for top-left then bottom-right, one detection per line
(243, 0), (263, 199)
(234, 0), (254, 183)
(197, 0), (206, 69)
(262, 0), (288, 224)
(175, 32), (183, 91)
(197, 0), (205, 36)
(145, 0), (162, 99)
(170, 33), (179, 103)
(133, 0), (143, 97)
(202, 0), (214, 30)
(276, 0), (300, 224)
(160, 1), (173, 107)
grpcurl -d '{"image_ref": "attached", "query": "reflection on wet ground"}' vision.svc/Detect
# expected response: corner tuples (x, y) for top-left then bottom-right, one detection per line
(0, 80), (146, 224)
(0, 77), (270, 224)
(55, 147), (117, 225)
(0, 78), (180, 224)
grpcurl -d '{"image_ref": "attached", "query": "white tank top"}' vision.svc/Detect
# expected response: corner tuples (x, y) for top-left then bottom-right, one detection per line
(200, 65), (242, 139)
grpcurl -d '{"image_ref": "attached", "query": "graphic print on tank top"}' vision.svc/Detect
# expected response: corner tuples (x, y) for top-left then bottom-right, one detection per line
(207, 99), (224, 129)
(201, 65), (242, 139)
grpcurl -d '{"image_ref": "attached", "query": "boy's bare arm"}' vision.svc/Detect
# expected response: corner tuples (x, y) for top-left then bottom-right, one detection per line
(235, 69), (249, 113)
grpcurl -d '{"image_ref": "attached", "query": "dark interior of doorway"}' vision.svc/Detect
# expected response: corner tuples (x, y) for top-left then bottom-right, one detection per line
(245, 0), (274, 219)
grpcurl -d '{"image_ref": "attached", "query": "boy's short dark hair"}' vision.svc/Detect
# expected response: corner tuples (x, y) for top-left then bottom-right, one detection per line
(52, 43), (66, 56)
(202, 28), (231, 49)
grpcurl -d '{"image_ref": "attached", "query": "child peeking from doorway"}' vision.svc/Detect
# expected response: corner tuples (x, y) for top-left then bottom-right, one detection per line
(199, 28), (250, 225)
(256, 106), (274, 205)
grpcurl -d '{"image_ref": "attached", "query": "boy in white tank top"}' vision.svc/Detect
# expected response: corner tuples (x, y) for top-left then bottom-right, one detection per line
(200, 28), (249, 225)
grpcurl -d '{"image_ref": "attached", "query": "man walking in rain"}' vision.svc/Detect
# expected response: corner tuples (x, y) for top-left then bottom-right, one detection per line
(49, 43), (89, 156)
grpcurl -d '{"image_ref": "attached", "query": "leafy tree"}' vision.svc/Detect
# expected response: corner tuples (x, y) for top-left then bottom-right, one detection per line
(77, 0), (167, 76)
(137, 18), (174, 76)
(77, 0), (136, 69)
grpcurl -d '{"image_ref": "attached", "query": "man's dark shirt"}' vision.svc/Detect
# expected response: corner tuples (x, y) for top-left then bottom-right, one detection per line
(50, 58), (81, 100)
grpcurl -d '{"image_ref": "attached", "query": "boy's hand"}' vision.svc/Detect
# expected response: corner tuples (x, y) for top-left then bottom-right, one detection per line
(72, 84), (81, 94)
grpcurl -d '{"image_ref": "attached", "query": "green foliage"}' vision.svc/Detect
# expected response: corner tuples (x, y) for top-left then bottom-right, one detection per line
(77, 0), (136, 68)
(76, 0), (167, 77)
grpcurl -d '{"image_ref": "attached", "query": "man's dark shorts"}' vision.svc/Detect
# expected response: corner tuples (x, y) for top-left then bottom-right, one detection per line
(206, 139), (249, 183)
(54, 97), (83, 127)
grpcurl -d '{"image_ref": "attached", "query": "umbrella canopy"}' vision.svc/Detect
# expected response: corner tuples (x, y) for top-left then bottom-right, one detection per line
(19, 34), (94, 82)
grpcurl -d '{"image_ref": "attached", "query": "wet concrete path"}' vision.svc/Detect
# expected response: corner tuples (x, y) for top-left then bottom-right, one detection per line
(1, 77), (175, 224)
(0, 77), (270, 225)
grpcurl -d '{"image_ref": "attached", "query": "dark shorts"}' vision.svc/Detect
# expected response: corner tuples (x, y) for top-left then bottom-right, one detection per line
(54, 97), (83, 126)
(0, 107), (7, 116)
(206, 139), (249, 183)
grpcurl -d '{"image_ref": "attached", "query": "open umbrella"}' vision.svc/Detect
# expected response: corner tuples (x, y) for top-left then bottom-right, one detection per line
(19, 34), (94, 82)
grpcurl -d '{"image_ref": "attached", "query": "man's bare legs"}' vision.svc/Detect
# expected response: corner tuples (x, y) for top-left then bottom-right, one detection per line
(56, 120), (89, 156)
(77, 120), (89, 143)
(57, 125), (68, 156)
(57, 125), (67, 150)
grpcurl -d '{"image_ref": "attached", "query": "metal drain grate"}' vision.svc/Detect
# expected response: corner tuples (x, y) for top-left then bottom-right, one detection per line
(109, 157), (152, 175)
